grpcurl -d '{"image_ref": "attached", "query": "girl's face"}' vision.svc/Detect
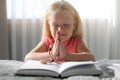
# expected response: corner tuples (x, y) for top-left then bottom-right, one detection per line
(48, 12), (74, 42)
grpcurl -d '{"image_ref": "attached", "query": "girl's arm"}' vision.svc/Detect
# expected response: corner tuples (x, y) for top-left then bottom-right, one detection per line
(63, 40), (96, 61)
(24, 41), (50, 61)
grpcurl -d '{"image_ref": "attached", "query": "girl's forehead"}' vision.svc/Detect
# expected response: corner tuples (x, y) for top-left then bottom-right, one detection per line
(58, 10), (72, 16)
(49, 11), (74, 23)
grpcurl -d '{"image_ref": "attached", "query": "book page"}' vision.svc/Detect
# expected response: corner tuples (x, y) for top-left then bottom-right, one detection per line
(59, 61), (97, 73)
(20, 60), (60, 73)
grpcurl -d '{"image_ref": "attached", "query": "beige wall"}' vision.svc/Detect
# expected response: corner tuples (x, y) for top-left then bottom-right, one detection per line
(0, 0), (9, 59)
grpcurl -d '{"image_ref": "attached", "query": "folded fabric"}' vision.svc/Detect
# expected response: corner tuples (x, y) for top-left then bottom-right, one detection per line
(108, 63), (120, 79)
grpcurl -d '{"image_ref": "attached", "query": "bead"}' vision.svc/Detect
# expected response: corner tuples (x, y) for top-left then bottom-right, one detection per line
(40, 60), (47, 64)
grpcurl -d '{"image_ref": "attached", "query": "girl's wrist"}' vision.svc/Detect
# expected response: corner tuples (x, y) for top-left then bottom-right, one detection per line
(48, 50), (54, 62)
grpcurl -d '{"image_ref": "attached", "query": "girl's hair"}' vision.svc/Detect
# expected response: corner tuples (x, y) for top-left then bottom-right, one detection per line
(42, 1), (83, 40)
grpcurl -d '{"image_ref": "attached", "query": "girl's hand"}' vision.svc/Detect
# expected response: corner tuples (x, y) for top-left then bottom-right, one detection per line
(51, 30), (60, 59)
(59, 41), (68, 59)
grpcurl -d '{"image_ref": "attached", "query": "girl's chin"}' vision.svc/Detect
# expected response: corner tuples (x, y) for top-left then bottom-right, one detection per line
(59, 38), (66, 42)
(60, 37), (70, 42)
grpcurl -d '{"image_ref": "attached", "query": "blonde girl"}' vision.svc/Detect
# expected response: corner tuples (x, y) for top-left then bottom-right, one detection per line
(25, 1), (95, 62)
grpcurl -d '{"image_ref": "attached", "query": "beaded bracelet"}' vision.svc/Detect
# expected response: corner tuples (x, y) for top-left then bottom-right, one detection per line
(40, 46), (54, 64)
(49, 50), (54, 62)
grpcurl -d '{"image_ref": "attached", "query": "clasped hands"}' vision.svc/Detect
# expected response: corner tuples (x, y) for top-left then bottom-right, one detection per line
(51, 28), (68, 61)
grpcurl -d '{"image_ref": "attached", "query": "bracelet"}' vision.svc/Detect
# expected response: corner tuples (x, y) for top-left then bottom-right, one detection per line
(49, 50), (54, 62)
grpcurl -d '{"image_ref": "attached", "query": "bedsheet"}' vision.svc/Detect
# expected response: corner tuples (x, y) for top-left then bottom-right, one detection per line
(0, 59), (120, 80)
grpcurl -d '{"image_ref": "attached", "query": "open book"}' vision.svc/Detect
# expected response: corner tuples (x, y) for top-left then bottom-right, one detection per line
(15, 60), (103, 78)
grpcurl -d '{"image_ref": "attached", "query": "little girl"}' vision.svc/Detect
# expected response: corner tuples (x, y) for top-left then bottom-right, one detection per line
(25, 1), (95, 62)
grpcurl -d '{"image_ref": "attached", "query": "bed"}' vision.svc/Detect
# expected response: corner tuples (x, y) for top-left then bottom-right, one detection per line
(0, 59), (120, 80)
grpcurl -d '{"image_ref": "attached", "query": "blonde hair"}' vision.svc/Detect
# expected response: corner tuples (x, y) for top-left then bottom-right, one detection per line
(42, 1), (83, 40)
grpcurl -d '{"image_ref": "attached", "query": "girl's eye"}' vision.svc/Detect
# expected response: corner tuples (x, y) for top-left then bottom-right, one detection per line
(54, 25), (59, 27)
(52, 24), (59, 29)
(51, 23), (71, 30)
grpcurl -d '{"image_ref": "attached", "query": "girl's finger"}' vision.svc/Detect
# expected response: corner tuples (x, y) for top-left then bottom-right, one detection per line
(52, 39), (59, 59)
(60, 41), (68, 59)
(55, 27), (61, 41)
(55, 31), (59, 41)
